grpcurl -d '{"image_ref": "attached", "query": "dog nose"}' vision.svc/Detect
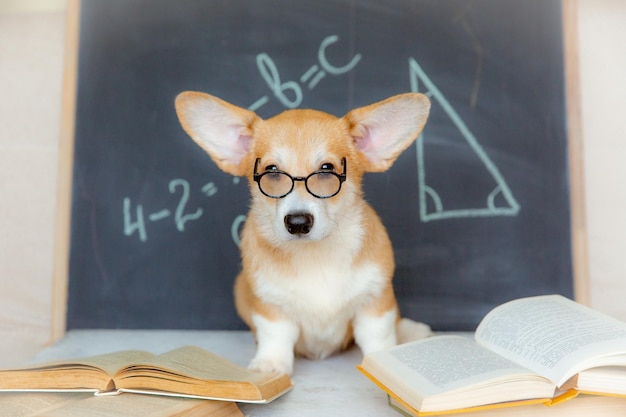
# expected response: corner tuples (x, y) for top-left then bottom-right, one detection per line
(284, 213), (314, 235)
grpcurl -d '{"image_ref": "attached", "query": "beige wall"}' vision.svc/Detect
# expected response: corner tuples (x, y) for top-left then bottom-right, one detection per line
(0, 0), (625, 366)
(0, 3), (65, 366)
(577, 0), (626, 320)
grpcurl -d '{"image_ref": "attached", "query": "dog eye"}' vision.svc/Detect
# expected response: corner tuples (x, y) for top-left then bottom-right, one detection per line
(320, 163), (334, 172)
(265, 165), (278, 172)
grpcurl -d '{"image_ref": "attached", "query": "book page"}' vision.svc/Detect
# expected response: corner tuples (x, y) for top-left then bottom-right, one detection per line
(385, 336), (537, 394)
(144, 346), (254, 381)
(38, 393), (241, 417)
(122, 346), (274, 384)
(67, 351), (156, 376)
(576, 366), (626, 395)
(0, 392), (91, 417)
(476, 295), (626, 386)
(16, 350), (155, 377)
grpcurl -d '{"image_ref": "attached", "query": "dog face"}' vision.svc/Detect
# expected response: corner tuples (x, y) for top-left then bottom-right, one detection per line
(175, 93), (430, 247)
(246, 109), (360, 245)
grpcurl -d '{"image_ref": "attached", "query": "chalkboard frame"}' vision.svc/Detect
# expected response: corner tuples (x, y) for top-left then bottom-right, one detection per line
(50, 0), (588, 340)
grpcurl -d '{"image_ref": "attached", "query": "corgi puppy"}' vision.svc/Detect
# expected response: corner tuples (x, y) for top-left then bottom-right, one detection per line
(175, 92), (431, 374)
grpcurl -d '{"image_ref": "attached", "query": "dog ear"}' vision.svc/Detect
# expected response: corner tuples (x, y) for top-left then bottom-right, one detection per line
(175, 92), (260, 176)
(343, 93), (430, 172)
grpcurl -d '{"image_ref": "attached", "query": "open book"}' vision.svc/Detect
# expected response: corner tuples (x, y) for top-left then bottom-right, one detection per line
(0, 346), (292, 404)
(358, 295), (626, 415)
(0, 391), (243, 417)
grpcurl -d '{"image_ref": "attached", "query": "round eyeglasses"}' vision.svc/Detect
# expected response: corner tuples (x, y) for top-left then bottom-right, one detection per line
(253, 158), (347, 199)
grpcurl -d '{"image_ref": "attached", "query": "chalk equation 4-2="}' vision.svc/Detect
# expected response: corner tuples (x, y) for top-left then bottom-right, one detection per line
(123, 178), (246, 246)
(123, 179), (215, 243)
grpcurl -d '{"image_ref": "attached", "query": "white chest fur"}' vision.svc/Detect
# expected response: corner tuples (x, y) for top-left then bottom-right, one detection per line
(253, 249), (387, 359)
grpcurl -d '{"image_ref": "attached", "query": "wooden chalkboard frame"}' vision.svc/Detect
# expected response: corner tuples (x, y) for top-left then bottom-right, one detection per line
(50, 0), (588, 341)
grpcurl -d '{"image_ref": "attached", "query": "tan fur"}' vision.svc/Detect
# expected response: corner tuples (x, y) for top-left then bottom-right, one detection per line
(175, 92), (431, 374)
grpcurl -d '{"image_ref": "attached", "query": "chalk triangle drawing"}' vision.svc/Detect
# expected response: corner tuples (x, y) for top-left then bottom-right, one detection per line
(409, 58), (520, 222)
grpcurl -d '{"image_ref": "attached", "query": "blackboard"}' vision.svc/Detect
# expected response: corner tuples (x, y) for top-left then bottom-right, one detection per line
(64, 0), (576, 331)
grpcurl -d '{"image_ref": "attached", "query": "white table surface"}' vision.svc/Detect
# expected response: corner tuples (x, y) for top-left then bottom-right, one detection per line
(32, 329), (397, 417)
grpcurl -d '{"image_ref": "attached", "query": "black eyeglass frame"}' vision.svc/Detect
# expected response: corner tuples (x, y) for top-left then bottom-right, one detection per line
(253, 157), (347, 199)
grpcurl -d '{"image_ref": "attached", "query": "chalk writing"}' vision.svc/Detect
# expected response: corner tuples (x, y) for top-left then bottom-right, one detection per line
(252, 53), (302, 110)
(231, 215), (247, 247)
(124, 34), (520, 247)
(123, 179), (214, 242)
(409, 57), (520, 222)
(249, 35), (362, 111)
(170, 179), (203, 231)
(201, 182), (218, 197)
(123, 198), (147, 243)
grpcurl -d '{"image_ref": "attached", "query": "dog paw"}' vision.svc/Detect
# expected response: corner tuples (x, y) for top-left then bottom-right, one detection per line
(397, 318), (433, 344)
(248, 357), (293, 375)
